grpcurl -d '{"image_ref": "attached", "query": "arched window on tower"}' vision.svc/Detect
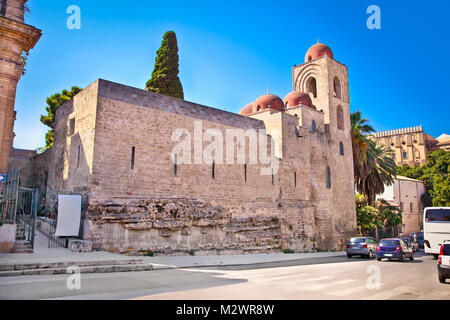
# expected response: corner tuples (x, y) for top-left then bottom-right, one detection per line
(337, 105), (344, 130)
(307, 77), (317, 98)
(326, 167), (331, 189)
(333, 76), (341, 99)
(311, 120), (316, 132)
(339, 142), (344, 155)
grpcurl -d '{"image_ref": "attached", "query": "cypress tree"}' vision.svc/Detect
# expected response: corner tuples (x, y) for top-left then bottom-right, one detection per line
(146, 31), (184, 99)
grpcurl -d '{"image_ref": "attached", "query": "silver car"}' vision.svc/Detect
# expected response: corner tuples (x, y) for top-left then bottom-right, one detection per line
(346, 237), (378, 259)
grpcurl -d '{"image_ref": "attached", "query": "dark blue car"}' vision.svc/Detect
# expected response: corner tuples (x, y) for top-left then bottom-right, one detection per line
(376, 238), (414, 262)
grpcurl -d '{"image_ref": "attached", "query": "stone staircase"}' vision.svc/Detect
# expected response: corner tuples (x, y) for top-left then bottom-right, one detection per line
(11, 241), (33, 254)
(0, 259), (153, 277)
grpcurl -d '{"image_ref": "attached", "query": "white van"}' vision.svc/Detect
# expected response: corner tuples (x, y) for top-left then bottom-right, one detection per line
(423, 207), (450, 258)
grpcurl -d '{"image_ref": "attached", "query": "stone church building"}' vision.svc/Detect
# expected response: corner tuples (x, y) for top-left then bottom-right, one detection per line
(27, 42), (357, 255)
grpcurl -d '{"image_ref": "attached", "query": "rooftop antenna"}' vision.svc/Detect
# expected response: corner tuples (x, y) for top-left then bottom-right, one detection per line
(267, 87), (270, 95)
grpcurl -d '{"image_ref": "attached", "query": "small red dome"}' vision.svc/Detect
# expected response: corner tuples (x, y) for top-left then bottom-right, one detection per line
(239, 103), (254, 116)
(283, 91), (314, 109)
(253, 94), (284, 112)
(305, 42), (333, 62)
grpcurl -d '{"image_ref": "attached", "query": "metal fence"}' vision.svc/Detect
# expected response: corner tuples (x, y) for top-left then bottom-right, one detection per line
(363, 226), (402, 241)
(0, 169), (38, 248)
(0, 169), (20, 223)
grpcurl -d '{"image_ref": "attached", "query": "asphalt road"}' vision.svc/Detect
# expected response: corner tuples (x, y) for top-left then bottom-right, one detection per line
(0, 251), (448, 300)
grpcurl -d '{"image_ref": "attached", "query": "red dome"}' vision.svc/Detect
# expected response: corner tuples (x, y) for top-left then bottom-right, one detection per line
(239, 103), (254, 116)
(283, 91), (314, 109)
(253, 94), (284, 112)
(305, 42), (333, 62)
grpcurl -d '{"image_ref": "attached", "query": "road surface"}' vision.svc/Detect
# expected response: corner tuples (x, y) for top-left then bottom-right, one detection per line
(0, 251), (448, 300)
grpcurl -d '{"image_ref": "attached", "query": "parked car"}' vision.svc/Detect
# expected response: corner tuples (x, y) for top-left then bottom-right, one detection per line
(376, 238), (414, 262)
(346, 237), (378, 259)
(416, 231), (424, 249)
(401, 237), (419, 252)
(438, 240), (450, 284)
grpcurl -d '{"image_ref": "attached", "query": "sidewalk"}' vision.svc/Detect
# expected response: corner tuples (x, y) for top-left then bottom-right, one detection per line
(0, 231), (345, 270)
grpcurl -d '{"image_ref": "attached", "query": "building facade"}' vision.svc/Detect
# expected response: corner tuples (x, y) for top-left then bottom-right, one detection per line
(377, 176), (426, 235)
(373, 126), (449, 167)
(0, 0), (41, 173)
(30, 42), (356, 255)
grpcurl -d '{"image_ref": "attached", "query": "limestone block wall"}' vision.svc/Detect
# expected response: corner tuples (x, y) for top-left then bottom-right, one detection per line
(46, 79), (356, 255)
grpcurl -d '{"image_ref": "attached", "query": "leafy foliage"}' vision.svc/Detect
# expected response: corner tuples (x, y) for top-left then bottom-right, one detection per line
(40, 86), (82, 149)
(396, 150), (450, 207)
(356, 194), (402, 233)
(351, 111), (396, 205)
(20, 51), (29, 75)
(146, 31), (184, 99)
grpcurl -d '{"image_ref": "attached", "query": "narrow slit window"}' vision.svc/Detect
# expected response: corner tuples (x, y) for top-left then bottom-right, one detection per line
(294, 171), (297, 187)
(174, 154), (177, 176)
(244, 164), (247, 182)
(77, 145), (81, 168)
(131, 147), (135, 170)
(272, 169), (274, 186)
(326, 167), (331, 189)
(212, 160), (215, 179)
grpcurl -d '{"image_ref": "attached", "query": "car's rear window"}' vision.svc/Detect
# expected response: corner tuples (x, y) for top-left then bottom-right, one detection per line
(425, 208), (450, 222)
(443, 245), (450, 256)
(350, 238), (365, 243)
(380, 240), (400, 246)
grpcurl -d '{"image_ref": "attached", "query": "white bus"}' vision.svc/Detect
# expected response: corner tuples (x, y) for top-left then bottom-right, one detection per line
(424, 207), (450, 258)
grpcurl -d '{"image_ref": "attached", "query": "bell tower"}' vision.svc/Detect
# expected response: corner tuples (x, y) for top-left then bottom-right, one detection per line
(292, 42), (356, 241)
(292, 41), (350, 133)
(0, 0), (41, 173)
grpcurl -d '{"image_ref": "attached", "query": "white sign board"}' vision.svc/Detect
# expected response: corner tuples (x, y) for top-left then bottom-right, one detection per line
(55, 195), (82, 237)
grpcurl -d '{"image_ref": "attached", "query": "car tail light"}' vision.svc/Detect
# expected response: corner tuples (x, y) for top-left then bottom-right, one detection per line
(346, 244), (350, 249)
(440, 245), (444, 256)
(395, 246), (402, 251)
(361, 244), (367, 248)
(376, 246), (380, 251)
(438, 256), (442, 265)
(425, 240), (431, 248)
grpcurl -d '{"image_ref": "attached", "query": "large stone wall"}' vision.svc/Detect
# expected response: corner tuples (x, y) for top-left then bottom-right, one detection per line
(44, 78), (356, 255)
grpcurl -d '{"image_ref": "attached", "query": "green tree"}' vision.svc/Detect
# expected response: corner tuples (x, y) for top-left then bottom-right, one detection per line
(146, 31), (184, 99)
(360, 141), (396, 204)
(355, 195), (402, 235)
(40, 86), (82, 149)
(351, 111), (396, 205)
(397, 150), (450, 207)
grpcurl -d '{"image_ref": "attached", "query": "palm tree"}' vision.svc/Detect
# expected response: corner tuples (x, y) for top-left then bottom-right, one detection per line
(351, 111), (396, 205)
(360, 141), (396, 204)
(350, 111), (375, 188)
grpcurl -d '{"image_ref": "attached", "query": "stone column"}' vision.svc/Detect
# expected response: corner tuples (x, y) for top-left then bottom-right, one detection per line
(0, 0), (41, 173)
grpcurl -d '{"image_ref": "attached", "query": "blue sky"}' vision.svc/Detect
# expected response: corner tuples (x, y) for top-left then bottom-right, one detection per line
(14, 0), (450, 150)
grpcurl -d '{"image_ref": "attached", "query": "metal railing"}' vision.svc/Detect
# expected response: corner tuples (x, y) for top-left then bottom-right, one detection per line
(0, 169), (38, 248)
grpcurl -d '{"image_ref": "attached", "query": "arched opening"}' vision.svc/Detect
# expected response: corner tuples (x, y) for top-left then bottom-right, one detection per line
(306, 77), (317, 98)
(333, 76), (341, 99)
(326, 167), (331, 189)
(311, 120), (316, 132)
(285, 101), (289, 109)
(337, 105), (344, 130)
(307, 55), (312, 62)
(256, 105), (261, 111)
(339, 142), (344, 155)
